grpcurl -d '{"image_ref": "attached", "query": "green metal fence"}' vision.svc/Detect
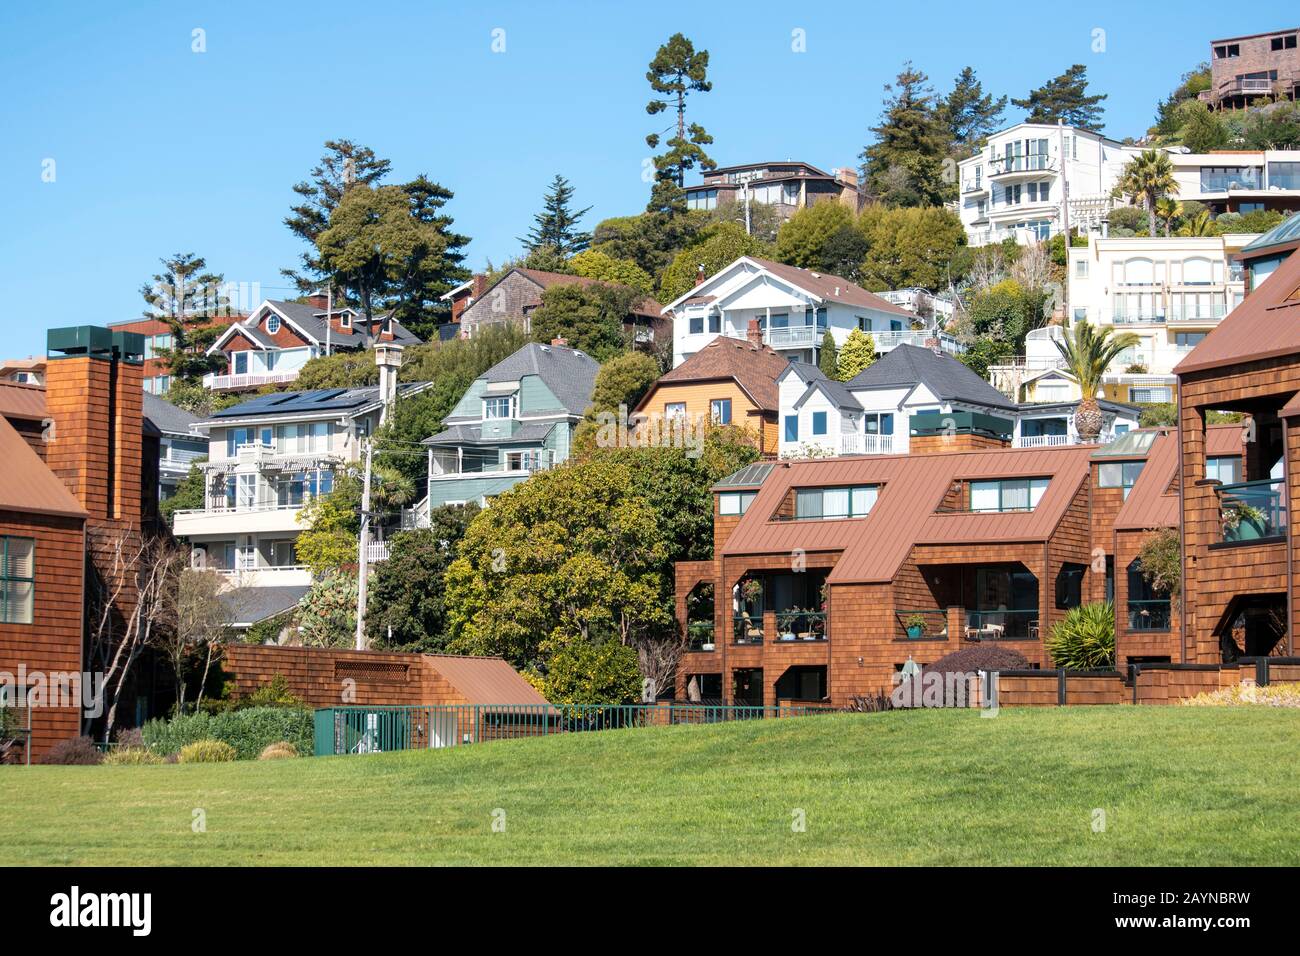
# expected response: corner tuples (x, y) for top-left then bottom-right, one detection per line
(313, 703), (833, 756)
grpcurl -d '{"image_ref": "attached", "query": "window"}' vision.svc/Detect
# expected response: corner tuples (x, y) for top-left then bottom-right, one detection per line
(506, 450), (541, 471)
(1055, 563), (1086, 610)
(811, 411), (827, 436)
(719, 491), (757, 515)
(711, 398), (732, 425)
(339, 312), (351, 330)
(708, 313), (721, 334)
(784, 415), (798, 443)
(1004, 183), (1022, 206)
(233, 351), (249, 374)
(1175, 332), (1206, 350)
(1, 536), (34, 624)
(1072, 307), (1087, 324)
(686, 188), (718, 211)
(689, 316), (704, 335)
(794, 485), (878, 520)
(1213, 43), (1239, 58)
(1131, 386), (1172, 404)
(1271, 34), (1297, 51)
(266, 314), (281, 334)
(1206, 456), (1242, 484)
(863, 412), (894, 436)
(274, 422), (327, 454)
(665, 402), (687, 421)
(1098, 460), (1145, 498)
(1074, 259), (1088, 279)
(484, 396), (512, 419)
(1027, 181), (1050, 203)
(969, 478), (1050, 512)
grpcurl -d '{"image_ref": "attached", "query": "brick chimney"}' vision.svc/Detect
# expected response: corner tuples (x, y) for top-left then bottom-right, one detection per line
(746, 319), (763, 347)
(44, 326), (145, 523)
(695, 264), (707, 287)
(551, 337), (568, 347)
(305, 292), (329, 310)
(472, 273), (489, 300)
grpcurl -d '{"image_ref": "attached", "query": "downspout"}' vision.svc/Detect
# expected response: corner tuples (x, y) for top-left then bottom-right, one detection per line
(1286, 415), (1295, 654)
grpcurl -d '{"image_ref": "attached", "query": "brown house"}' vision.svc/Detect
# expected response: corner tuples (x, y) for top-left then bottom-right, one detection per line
(634, 329), (788, 455)
(673, 444), (1135, 706)
(1202, 26), (1300, 108)
(459, 268), (668, 345)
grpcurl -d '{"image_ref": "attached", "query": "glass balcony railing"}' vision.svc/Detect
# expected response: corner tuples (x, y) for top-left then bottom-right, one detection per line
(1127, 600), (1172, 631)
(1219, 479), (1287, 543)
(686, 621), (716, 652)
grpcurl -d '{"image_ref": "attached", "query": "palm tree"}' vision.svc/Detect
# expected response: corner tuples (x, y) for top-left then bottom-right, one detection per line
(1054, 320), (1142, 442)
(1177, 209), (1217, 237)
(1154, 197), (1182, 237)
(1116, 149), (1179, 238)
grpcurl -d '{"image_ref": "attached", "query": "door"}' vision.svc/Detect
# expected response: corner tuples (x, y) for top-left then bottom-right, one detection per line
(732, 668), (764, 708)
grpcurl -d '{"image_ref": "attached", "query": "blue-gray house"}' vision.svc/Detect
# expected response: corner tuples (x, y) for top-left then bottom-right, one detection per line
(416, 342), (600, 512)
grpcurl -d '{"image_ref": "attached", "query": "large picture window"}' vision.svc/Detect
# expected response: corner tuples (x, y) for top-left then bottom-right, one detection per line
(794, 485), (878, 520)
(969, 478), (1050, 512)
(1, 536), (35, 625)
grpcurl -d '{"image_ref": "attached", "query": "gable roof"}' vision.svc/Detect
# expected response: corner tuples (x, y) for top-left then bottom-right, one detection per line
(847, 344), (1018, 411)
(1175, 250), (1300, 375)
(783, 362), (862, 412)
(207, 382), (429, 422)
(722, 445), (1094, 584)
(1115, 425), (1245, 530)
(748, 258), (912, 315)
(0, 416), (87, 519)
(220, 585), (311, 628)
(142, 392), (200, 437)
(424, 654), (550, 706)
(0, 381), (48, 422)
(479, 342), (600, 416)
(476, 269), (663, 321)
(209, 300), (421, 354)
(642, 335), (789, 413)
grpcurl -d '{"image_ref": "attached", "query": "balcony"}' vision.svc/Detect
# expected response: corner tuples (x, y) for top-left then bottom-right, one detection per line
(1219, 479), (1287, 544)
(763, 325), (821, 349)
(965, 609), (1039, 641)
(429, 448), (558, 479)
(203, 369), (302, 391)
(987, 155), (1055, 180)
(686, 621), (716, 652)
(963, 177), (988, 195)
(173, 501), (305, 537)
(840, 433), (895, 456)
(773, 611), (827, 642)
(734, 614), (763, 645)
(872, 330), (964, 356)
(1013, 434), (1071, 448)
(216, 565), (313, 587)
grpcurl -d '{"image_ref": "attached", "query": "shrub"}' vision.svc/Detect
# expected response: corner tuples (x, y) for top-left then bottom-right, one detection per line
(143, 706), (313, 760)
(925, 645), (1031, 676)
(179, 740), (237, 763)
(103, 747), (164, 766)
(258, 742), (299, 760)
(1182, 682), (1300, 708)
(1047, 602), (1116, 670)
(113, 726), (145, 749)
(44, 736), (103, 766)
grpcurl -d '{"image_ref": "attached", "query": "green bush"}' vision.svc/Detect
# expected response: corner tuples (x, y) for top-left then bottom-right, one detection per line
(103, 747), (164, 766)
(1047, 602), (1116, 670)
(179, 740), (237, 763)
(143, 707), (313, 760)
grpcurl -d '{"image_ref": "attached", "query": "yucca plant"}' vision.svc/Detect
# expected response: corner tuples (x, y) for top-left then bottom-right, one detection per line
(1053, 321), (1141, 442)
(1047, 602), (1116, 670)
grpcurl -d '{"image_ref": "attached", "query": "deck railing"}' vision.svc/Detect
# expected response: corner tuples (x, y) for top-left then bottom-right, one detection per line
(313, 702), (834, 755)
(1219, 479), (1287, 543)
(1127, 599), (1172, 631)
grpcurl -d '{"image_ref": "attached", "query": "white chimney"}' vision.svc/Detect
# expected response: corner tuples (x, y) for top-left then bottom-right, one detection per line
(374, 342), (405, 426)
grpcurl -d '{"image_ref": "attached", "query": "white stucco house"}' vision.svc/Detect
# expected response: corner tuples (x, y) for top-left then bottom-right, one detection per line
(662, 257), (961, 369)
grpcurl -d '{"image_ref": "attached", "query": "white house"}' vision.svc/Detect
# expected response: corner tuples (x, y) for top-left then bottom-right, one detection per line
(1166, 149), (1300, 217)
(957, 122), (1142, 247)
(662, 257), (961, 368)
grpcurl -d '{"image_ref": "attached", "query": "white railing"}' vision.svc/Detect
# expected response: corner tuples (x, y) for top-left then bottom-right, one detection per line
(203, 370), (301, 390)
(174, 499), (306, 516)
(216, 565), (309, 577)
(871, 330), (965, 356)
(840, 433), (894, 455)
(1013, 434), (1071, 448)
(763, 326), (821, 349)
(366, 541), (390, 563)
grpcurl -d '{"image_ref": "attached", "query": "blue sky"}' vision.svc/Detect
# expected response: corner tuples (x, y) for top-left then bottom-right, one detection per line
(0, 1), (1286, 360)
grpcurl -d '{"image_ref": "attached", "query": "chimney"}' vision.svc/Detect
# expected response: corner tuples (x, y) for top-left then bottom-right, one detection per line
(44, 326), (145, 522)
(695, 264), (707, 287)
(746, 319), (763, 347)
(471, 273), (488, 300)
(374, 342), (405, 426)
(305, 293), (329, 310)
(551, 337), (568, 347)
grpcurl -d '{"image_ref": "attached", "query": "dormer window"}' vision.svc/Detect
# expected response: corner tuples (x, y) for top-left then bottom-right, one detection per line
(793, 485), (878, 520)
(339, 312), (351, 330)
(969, 477), (1049, 512)
(484, 396), (512, 419)
(266, 314), (281, 334)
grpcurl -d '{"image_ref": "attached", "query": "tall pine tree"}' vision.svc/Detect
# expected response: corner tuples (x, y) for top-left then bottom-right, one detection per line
(942, 67), (1007, 155)
(138, 253), (231, 382)
(1012, 65), (1107, 131)
(860, 63), (955, 208)
(645, 33), (716, 216)
(520, 174), (592, 257)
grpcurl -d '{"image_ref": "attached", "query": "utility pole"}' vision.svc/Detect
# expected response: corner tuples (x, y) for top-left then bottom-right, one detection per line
(354, 439), (373, 650)
(1059, 122), (1072, 325)
(325, 284), (333, 357)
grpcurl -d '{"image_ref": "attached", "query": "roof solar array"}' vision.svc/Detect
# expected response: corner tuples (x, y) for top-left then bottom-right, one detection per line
(211, 384), (424, 418)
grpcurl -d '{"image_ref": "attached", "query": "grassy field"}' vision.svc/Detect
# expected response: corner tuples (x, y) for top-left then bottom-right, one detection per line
(3, 707), (1297, 866)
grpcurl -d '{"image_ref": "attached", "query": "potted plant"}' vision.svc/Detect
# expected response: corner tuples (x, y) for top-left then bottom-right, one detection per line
(777, 609), (798, 641)
(740, 577), (763, 605)
(1222, 500), (1267, 540)
(904, 613), (928, 639)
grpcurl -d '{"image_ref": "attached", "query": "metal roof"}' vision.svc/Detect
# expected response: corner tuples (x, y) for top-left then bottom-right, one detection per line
(0, 382), (48, 422)
(722, 445), (1094, 584)
(210, 383), (426, 420)
(1114, 425), (1244, 530)
(220, 585), (311, 627)
(0, 416), (87, 519)
(424, 655), (550, 706)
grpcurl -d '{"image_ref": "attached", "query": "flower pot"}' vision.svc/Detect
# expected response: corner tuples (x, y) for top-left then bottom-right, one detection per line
(701, 643), (715, 652)
(780, 632), (796, 641)
(906, 625), (924, 639)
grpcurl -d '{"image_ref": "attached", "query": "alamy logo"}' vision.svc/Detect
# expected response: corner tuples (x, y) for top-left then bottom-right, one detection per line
(49, 886), (151, 936)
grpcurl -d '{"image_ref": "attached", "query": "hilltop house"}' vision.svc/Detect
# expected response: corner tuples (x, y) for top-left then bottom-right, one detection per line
(683, 161), (860, 218)
(662, 257), (958, 369)
(413, 342), (599, 514)
(203, 296), (421, 392)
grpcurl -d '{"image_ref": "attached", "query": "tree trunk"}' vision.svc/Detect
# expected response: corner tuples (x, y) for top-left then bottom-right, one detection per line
(1147, 197), (1156, 237)
(1074, 397), (1104, 443)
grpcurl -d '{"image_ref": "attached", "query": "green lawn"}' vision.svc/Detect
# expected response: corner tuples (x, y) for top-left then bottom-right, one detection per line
(3, 707), (1297, 865)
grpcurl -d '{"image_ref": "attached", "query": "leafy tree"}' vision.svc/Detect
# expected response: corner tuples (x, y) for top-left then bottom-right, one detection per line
(820, 224), (871, 282)
(645, 33), (716, 215)
(1139, 402), (1179, 427)
(1153, 64), (1212, 137)
(963, 279), (1040, 358)
(706, 198), (783, 244)
(1155, 198), (1183, 237)
(542, 638), (642, 705)
(521, 174), (592, 256)
(1235, 209), (1286, 234)
(529, 282), (646, 361)
(163, 379), (241, 417)
(1115, 149), (1178, 237)
(860, 63), (955, 207)
(161, 461), (207, 523)
(590, 351), (662, 413)
(836, 328), (876, 381)
(284, 139), (392, 292)
(294, 474), (361, 575)
(365, 506), (481, 652)
(568, 249), (654, 295)
(293, 349), (380, 390)
(942, 66), (1007, 153)
(139, 253), (232, 381)
(388, 174), (471, 339)
(1137, 528), (1181, 606)
(660, 221), (772, 302)
(1052, 320), (1141, 441)
(295, 572), (357, 648)
(1240, 101), (1300, 149)
(957, 337), (1015, 379)
(860, 206), (967, 291)
(775, 201), (857, 270)
(819, 331), (839, 378)
(591, 210), (707, 280)
(397, 323), (531, 433)
(1178, 100), (1230, 152)
(1012, 64), (1106, 131)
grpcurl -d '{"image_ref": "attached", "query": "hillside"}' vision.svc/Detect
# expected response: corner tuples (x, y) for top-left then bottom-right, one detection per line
(4, 708), (1298, 866)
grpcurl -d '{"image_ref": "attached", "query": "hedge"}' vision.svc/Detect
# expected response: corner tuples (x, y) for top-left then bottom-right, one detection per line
(142, 707), (313, 760)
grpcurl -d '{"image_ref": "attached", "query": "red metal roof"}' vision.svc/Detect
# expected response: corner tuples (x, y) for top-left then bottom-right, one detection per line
(0, 381), (47, 422)
(1114, 425), (1245, 530)
(1175, 251), (1300, 375)
(722, 446), (1095, 584)
(0, 416), (86, 519)
(424, 654), (549, 706)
